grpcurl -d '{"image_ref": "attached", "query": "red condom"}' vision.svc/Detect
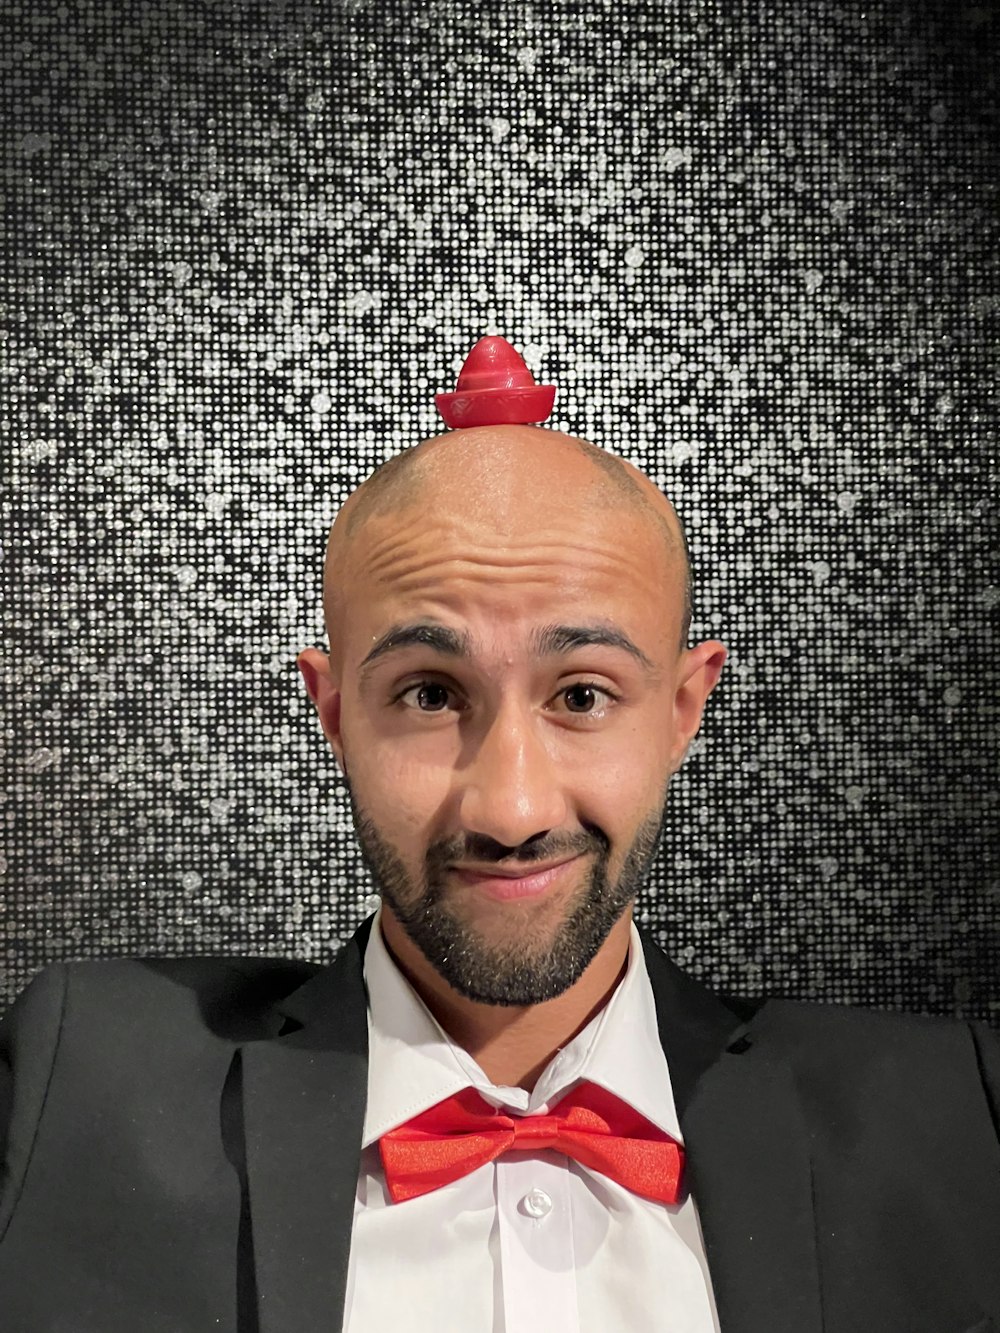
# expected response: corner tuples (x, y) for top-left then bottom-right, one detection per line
(435, 335), (556, 428)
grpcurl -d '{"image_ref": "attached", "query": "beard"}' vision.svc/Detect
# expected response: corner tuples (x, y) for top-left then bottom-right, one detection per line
(343, 775), (671, 1006)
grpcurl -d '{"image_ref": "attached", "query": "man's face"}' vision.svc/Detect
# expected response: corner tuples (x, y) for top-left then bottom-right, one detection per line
(303, 428), (722, 1006)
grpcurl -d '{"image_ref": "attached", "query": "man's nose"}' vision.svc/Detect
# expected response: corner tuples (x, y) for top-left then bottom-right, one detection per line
(457, 705), (568, 850)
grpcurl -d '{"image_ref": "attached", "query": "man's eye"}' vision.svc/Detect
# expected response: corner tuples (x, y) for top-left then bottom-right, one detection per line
(396, 681), (456, 712)
(394, 681), (617, 716)
(560, 683), (617, 715)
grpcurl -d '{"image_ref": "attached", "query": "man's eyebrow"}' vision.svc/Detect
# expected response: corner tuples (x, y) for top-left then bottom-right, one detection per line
(530, 623), (658, 674)
(358, 623), (472, 677)
(357, 619), (657, 679)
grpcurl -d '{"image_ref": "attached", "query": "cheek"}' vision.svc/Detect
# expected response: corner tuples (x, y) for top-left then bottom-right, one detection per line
(585, 736), (672, 856)
(585, 771), (664, 847)
(345, 732), (452, 842)
(599, 714), (672, 795)
(561, 735), (669, 844)
(346, 699), (464, 806)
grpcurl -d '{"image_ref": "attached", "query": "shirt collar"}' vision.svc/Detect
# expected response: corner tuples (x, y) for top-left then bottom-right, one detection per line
(361, 906), (683, 1148)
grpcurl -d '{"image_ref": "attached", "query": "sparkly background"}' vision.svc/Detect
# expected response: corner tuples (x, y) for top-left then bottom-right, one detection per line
(2, 0), (998, 1020)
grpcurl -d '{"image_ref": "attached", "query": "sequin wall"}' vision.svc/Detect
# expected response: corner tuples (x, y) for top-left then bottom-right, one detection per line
(2, 0), (998, 1018)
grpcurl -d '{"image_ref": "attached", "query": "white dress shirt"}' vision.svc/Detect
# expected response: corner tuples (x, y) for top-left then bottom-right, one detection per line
(343, 908), (720, 1333)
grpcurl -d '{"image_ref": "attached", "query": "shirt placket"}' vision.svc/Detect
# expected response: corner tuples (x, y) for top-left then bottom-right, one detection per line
(495, 1152), (580, 1333)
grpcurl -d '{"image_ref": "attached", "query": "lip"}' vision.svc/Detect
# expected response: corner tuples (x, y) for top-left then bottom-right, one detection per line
(450, 855), (583, 902)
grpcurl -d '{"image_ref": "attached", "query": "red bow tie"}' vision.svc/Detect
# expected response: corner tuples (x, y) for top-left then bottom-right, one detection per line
(379, 1082), (684, 1205)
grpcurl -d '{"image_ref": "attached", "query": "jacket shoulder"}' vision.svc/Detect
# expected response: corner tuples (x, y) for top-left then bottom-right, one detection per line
(0, 952), (331, 1240)
(749, 995), (1000, 1129)
(0, 953), (325, 1145)
(757, 993), (981, 1043)
(4, 953), (323, 1037)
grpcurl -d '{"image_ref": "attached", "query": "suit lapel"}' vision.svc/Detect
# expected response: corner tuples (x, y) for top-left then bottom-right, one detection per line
(641, 935), (823, 1333)
(240, 916), (374, 1333)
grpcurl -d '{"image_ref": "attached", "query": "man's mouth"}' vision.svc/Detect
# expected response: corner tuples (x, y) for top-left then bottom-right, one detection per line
(449, 855), (584, 902)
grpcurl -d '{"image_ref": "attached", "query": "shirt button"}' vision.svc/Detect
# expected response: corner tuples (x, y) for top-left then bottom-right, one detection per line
(521, 1188), (553, 1219)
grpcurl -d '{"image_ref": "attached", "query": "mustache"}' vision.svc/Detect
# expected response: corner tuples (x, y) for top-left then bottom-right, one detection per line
(426, 826), (608, 870)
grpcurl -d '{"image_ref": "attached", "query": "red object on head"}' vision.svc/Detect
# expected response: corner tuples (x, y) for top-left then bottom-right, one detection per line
(435, 336), (556, 428)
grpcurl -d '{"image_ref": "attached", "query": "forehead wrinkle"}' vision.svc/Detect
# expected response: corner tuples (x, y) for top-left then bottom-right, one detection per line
(350, 495), (671, 574)
(361, 536), (667, 594)
(343, 509), (442, 584)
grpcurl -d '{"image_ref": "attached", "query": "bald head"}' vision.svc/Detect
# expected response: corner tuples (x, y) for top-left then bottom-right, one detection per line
(323, 425), (691, 669)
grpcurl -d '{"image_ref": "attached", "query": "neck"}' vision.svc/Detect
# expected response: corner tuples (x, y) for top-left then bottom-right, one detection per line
(378, 910), (633, 1091)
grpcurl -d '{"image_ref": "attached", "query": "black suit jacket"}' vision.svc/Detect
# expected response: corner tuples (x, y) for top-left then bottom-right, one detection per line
(0, 914), (998, 1332)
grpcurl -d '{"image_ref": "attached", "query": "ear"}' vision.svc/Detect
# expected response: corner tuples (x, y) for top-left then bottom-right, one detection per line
(296, 647), (345, 769)
(669, 640), (727, 774)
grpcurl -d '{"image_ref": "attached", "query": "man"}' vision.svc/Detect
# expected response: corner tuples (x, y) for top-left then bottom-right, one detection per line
(0, 339), (998, 1333)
